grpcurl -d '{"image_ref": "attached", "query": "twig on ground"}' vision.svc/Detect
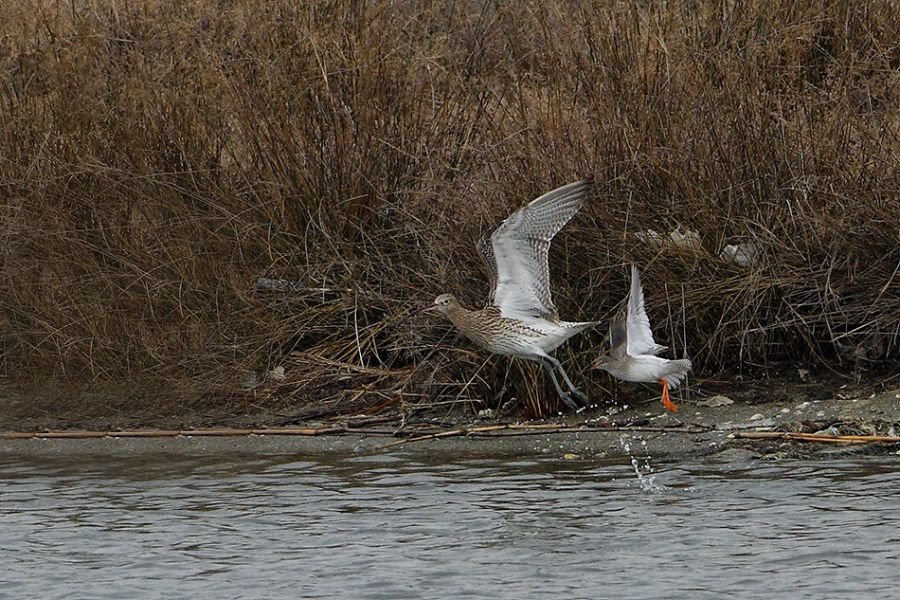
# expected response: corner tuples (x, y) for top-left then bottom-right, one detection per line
(731, 431), (900, 444)
(376, 422), (711, 449)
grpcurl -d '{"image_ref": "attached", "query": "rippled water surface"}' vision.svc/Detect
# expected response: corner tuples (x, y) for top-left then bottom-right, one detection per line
(2, 448), (898, 599)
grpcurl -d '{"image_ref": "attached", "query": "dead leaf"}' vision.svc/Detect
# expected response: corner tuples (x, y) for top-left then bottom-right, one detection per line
(697, 395), (734, 407)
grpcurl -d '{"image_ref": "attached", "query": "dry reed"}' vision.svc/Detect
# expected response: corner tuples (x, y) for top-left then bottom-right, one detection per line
(1, 1), (897, 420)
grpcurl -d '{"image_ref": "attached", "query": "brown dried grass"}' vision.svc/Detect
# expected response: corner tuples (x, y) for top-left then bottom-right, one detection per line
(1, 0), (898, 419)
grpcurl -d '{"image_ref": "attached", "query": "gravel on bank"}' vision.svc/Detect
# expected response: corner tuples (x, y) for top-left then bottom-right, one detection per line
(3, 385), (898, 461)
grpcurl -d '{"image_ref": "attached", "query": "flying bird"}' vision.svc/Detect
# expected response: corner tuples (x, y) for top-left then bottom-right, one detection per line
(592, 265), (691, 412)
(422, 180), (597, 411)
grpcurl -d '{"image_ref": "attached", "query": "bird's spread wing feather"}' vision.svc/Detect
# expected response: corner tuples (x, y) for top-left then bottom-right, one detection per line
(476, 233), (498, 305)
(489, 180), (590, 319)
(625, 265), (667, 357)
(609, 313), (628, 359)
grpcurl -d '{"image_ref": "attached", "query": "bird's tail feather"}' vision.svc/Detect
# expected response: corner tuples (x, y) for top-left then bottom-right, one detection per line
(663, 358), (692, 389)
(539, 320), (599, 353)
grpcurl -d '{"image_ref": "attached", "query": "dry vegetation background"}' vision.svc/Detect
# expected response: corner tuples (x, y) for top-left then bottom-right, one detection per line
(1, 0), (898, 422)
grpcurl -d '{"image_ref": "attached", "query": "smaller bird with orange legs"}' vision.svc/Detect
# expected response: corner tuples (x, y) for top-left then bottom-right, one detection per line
(591, 265), (691, 413)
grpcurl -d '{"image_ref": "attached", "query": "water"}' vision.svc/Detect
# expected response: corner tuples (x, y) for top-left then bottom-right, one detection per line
(1, 449), (898, 599)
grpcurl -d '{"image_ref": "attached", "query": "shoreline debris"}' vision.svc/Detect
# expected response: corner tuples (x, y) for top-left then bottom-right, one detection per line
(719, 242), (758, 267)
(633, 229), (702, 252)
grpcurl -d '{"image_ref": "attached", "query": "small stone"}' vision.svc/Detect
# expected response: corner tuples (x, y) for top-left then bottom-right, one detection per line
(563, 453), (580, 460)
(816, 411), (826, 417)
(749, 413), (765, 421)
(780, 408), (791, 414)
(815, 426), (840, 437)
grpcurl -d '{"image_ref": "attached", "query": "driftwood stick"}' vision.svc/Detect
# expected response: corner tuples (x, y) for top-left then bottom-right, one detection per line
(377, 424), (512, 448)
(30, 431), (111, 439)
(108, 430), (185, 437)
(466, 426), (702, 438)
(0, 422), (708, 443)
(250, 426), (346, 436)
(732, 431), (900, 444)
(0, 432), (36, 439)
(0, 426), (352, 439)
(182, 429), (256, 436)
(377, 423), (709, 450)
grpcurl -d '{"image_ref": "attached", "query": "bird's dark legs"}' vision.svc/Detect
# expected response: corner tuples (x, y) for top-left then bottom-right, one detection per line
(533, 357), (586, 411)
(537, 360), (579, 411)
(544, 355), (588, 406)
(493, 359), (514, 406)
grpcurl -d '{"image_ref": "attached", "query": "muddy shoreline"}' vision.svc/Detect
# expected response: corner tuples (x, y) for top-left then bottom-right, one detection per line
(3, 382), (898, 460)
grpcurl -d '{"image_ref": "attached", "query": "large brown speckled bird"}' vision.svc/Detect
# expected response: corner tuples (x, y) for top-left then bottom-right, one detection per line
(421, 180), (598, 411)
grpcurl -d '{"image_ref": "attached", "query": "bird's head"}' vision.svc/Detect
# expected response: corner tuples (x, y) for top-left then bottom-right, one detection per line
(420, 293), (458, 318)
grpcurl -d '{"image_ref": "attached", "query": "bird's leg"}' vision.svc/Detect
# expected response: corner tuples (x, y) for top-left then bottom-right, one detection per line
(659, 378), (679, 413)
(537, 360), (579, 412)
(493, 358), (513, 406)
(544, 356), (588, 405)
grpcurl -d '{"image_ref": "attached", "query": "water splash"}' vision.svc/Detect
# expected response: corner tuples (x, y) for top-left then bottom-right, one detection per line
(621, 438), (668, 494)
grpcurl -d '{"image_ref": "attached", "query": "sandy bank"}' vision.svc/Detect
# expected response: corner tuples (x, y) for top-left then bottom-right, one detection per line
(3, 384), (897, 461)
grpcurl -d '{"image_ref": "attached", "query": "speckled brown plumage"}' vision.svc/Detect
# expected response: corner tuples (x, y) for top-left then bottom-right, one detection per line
(425, 180), (598, 411)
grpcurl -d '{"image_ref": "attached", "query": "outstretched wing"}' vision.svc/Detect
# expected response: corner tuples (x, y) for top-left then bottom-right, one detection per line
(489, 180), (590, 319)
(609, 312), (628, 359)
(476, 233), (498, 304)
(625, 265), (668, 357)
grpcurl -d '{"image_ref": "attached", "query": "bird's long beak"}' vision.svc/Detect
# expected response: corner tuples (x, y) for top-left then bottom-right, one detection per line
(417, 303), (438, 315)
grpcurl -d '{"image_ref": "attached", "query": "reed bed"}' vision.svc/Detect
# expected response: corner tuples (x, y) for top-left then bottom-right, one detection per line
(1, 0), (898, 419)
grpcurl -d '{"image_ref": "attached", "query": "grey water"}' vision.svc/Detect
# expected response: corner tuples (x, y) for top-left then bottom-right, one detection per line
(1, 449), (898, 599)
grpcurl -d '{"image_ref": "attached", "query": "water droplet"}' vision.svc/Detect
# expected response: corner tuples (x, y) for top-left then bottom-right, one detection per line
(620, 437), (668, 494)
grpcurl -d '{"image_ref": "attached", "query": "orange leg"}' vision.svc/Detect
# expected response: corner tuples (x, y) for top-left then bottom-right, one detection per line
(659, 378), (679, 413)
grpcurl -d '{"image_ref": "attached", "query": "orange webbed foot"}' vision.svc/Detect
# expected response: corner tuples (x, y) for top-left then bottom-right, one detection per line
(659, 378), (679, 413)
